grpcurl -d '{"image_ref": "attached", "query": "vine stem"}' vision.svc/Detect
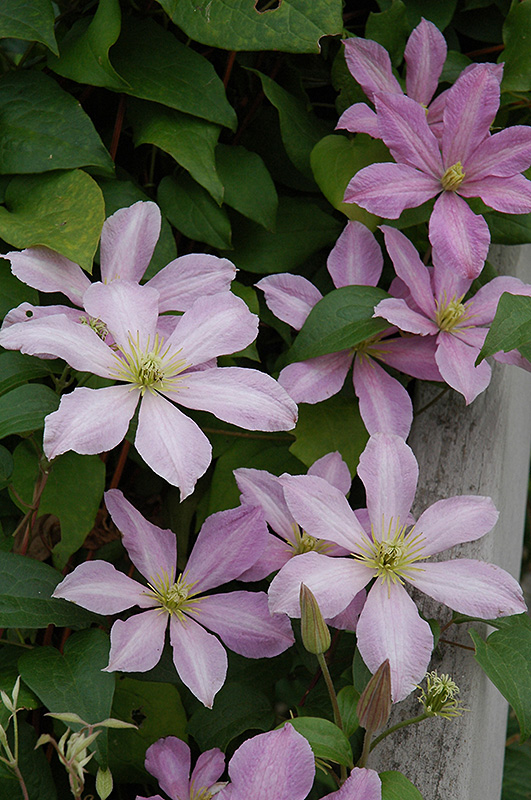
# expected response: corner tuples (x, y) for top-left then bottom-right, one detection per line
(370, 713), (430, 751)
(316, 653), (348, 784)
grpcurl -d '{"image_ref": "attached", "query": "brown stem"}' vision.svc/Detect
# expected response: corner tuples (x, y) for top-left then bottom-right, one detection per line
(109, 439), (131, 489)
(223, 51), (237, 88)
(109, 95), (127, 162)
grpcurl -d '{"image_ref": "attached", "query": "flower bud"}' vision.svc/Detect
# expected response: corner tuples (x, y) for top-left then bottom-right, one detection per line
(356, 659), (392, 733)
(299, 583), (331, 655)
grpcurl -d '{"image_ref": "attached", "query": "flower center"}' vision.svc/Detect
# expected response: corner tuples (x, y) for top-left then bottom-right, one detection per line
(351, 334), (388, 362)
(441, 161), (465, 191)
(288, 523), (331, 556)
(143, 569), (200, 618)
(110, 332), (190, 395)
(354, 517), (426, 589)
(79, 315), (109, 341)
(435, 295), (469, 332)
(190, 786), (214, 800)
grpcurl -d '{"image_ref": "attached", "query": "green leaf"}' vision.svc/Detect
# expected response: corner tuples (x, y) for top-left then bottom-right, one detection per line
(286, 285), (391, 363)
(0, 720), (57, 800)
(0, 258), (38, 319)
(111, 18), (237, 130)
(470, 614), (531, 741)
(366, 1), (409, 67)
(0, 384), (59, 438)
(0, 550), (103, 629)
(289, 394), (369, 475)
(128, 98), (223, 204)
(0, 648), (39, 711)
(0, 352), (54, 397)
(282, 717), (353, 766)
(311, 134), (391, 227)
(157, 0), (343, 53)
(502, 735), (531, 800)
(0, 0), (58, 55)
(477, 293), (531, 363)
(158, 173), (232, 249)
(380, 770), (424, 800)
(0, 171), (105, 272)
(488, 211), (531, 246)
(223, 196), (341, 273)
(47, 0), (128, 90)
(0, 72), (114, 175)
(187, 681), (274, 751)
(0, 445), (13, 488)
(108, 677), (187, 783)
(337, 685), (360, 738)
(440, 50), (472, 83)
(501, 0), (531, 92)
(402, 0), (457, 30)
(216, 144), (277, 229)
(19, 629), (114, 767)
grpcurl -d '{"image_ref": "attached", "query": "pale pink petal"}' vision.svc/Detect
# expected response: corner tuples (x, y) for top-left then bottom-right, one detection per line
(170, 614), (227, 708)
(326, 589), (366, 631)
(7, 247), (90, 304)
(268, 551), (369, 619)
(442, 65), (500, 167)
(191, 748), (226, 792)
(100, 201), (161, 283)
(435, 332), (491, 404)
(1, 303), (86, 332)
(336, 103), (380, 137)
(235, 468), (295, 540)
(380, 226), (436, 317)
(226, 725), (315, 800)
(236, 533), (293, 582)
(357, 433), (418, 535)
(255, 274), (322, 330)
(344, 162), (440, 218)
(167, 367), (298, 431)
(451, 326), (487, 350)
(467, 276), (531, 325)
(43, 385), (139, 461)
(147, 253), (236, 313)
(374, 93), (443, 176)
(459, 173), (531, 214)
(493, 349), (531, 371)
(464, 126), (531, 181)
(185, 505), (269, 592)
(52, 560), (151, 613)
(353, 355), (413, 438)
(429, 191), (490, 279)
(405, 18), (447, 106)
(307, 451), (352, 495)
(410, 559), (526, 617)
(104, 489), (176, 582)
(415, 495), (499, 557)
(135, 392), (211, 500)
(373, 298), (437, 335)
(343, 38), (401, 102)
(377, 335), (442, 381)
(357, 581), (433, 702)
(144, 737), (190, 800)
(0, 315), (117, 376)
(83, 281), (160, 349)
(105, 609), (168, 672)
(280, 474), (366, 551)
(432, 257), (472, 304)
(166, 294), (257, 366)
(322, 767), (381, 800)
(426, 89), (447, 139)
(194, 591), (294, 657)
(278, 351), (352, 404)
(327, 221), (383, 289)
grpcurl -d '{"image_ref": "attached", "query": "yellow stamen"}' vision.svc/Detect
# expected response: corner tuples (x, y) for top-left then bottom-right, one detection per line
(441, 161), (465, 191)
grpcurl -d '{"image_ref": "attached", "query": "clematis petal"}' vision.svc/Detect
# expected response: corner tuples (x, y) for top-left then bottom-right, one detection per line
(374, 93), (443, 177)
(104, 489), (176, 582)
(185, 505), (269, 592)
(135, 392), (211, 500)
(463, 125), (531, 181)
(327, 221), (383, 288)
(344, 162), (440, 218)
(169, 367), (298, 432)
(280, 473), (366, 551)
(415, 495), (499, 556)
(255, 274), (322, 330)
(435, 332), (491, 404)
(353, 355), (413, 439)
(380, 226), (436, 318)
(429, 191), (490, 280)
(493, 348), (531, 371)
(357, 433), (418, 535)
(191, 747), (226, 792)
(147, 253), (236, 313)
(235, 468), (295, 540)
(459, 173), (531, 214)
(43, 385), (139, 461)
(322, 767), (381, 800)
(194, 591), (294, 657)
(7, 246), (90, 304)
(2, 303), (85, 332)
(405, 18), (447, 106)
(144, 737), (191, 800)
(52, 560), (151, 613)
(467, 276), (531, 325)
(356, 581), (433, 702)
(100, 201), (161, 284)
(326, 590), (366, 631)
(374, 297), (437, 335)
(343, 37), (401, 102)
(83, 281), (160, 349)
(411, 559), (526, 618)
(268, 551), (369, 619)
(237, 533), (293, 582)
(278, 351), (353, 404)
(307, 451), (352, 495)
(105, 609), (168, 672)
(170, 615), (227, 708)
(377, 335), (442, 381)
(336, 103), (380, 137)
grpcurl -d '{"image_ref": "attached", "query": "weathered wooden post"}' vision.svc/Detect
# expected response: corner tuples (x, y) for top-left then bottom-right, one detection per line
(368, 244), (531, 799)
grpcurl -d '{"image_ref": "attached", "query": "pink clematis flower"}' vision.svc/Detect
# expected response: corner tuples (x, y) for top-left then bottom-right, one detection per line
(373, 225), (531, 403)
(268, 433), (526, 701)
(257, 221), (441, 438)
(0, 281), (297, 498)
(136, 736), (226, 800)
(3, 201), (237, 327)
(53, 490), (294, 708)
(344, 64), (531, 279)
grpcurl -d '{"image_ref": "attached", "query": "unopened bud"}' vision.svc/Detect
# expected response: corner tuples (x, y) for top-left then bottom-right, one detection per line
(300, 584), (331, 655)
(356, 659), (392, 733)
(96, 766), (113, 800)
